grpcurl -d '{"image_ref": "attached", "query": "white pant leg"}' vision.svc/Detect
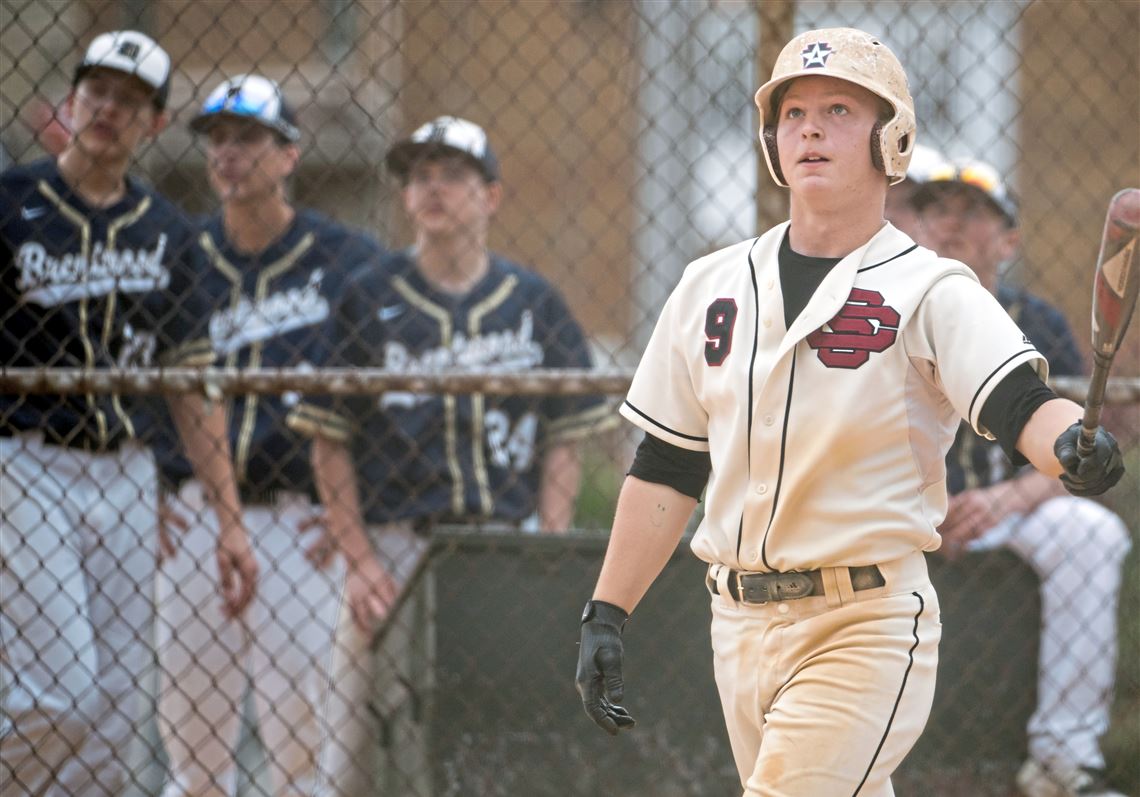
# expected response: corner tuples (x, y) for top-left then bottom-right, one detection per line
(711, 555), (939, 797)
(54, 443), (158, 797)
(317, 524), (429, 797)
(156, 482), (249, 797)
(244, 496), (342, 797)
(969, 496), (1131, 768)
(1, 435), (98, 795)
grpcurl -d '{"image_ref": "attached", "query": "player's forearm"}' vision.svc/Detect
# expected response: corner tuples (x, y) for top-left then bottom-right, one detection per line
(539, 442), (581, 533)
(592, 475), (696, 614)
(1016, 397), (1083, 479)
(310, 434), (373, 566)
(168, 394), (242, 527)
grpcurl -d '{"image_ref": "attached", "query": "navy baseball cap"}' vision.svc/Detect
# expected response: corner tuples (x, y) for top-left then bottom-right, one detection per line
(912, 157), (1019, 226)
(385, 116), (500, 183)
(190, 74), (300, 142)
(73, 30), (171, 110)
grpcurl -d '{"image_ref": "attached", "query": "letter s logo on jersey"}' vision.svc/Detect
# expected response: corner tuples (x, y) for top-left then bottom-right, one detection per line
(806, 288), (900, 369)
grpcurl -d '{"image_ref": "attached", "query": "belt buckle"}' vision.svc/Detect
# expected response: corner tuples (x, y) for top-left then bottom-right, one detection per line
(773, 572), (815, 600)
(738, 571), (815, 604)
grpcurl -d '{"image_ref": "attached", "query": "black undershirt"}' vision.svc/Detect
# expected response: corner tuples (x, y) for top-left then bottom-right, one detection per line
(628, 230), (1058, 497)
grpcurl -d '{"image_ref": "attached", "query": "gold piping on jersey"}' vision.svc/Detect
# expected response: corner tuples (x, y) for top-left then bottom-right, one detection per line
(466, 275), (519, 515)
(36, 180), (109, 444)
(103, 196), (152, 439)
(286, 401), (353, 443)
(391, 275), (464, 514)
(200, 231), (314, 483)
(545, 402), (618, 445)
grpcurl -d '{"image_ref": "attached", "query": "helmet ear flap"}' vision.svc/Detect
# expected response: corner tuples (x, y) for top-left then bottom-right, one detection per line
(762, 125), (786, 185)
(870, 121), (885, 173)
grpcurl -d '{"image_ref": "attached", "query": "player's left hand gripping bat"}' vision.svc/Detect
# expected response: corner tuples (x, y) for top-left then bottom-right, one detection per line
(1079, 187), (1140, 456)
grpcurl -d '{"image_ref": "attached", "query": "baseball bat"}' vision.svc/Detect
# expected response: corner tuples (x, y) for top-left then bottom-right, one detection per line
(1078, 187), (1140, 456)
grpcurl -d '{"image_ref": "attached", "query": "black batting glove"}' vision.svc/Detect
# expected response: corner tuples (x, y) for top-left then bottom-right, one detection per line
(575, 599), (636, 736)
(1054, 422), (1125, 497)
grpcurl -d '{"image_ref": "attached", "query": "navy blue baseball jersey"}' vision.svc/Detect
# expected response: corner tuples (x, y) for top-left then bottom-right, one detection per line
(946, 283), (1083, 494)
(288, 250), (613, 524)
(151, 209), (385, 498)
(1, 158), (199, 449)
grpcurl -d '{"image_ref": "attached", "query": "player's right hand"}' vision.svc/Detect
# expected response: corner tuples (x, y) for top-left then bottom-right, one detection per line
(346, 553), (398, 633)
(157, 498), (191, 563)
(1054, 422), (1125, 496)
(217, 519), (258, 618)
(575, 599), (636, 736)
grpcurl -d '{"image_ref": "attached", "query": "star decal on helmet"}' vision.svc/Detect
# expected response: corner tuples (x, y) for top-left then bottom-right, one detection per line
(801, 42), (833, 68)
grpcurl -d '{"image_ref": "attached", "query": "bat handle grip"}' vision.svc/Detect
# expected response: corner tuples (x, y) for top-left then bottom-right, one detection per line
(1077, 421), (1098, 457)
(1077, 358), (1110, 457)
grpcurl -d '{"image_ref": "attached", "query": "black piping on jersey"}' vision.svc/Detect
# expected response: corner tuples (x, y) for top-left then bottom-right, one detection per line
(622, 401), (708, 443)
(966, 348), (1038, 425)
(736, 239), (762, 562)
(852, 591), (927, 796)
(201, 231), (314, 485)
(855, 244), (918, 274)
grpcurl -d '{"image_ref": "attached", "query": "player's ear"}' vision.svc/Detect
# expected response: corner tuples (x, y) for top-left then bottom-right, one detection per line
(484, 180), (503, 215)
(281, 143), (301, 177)
(147, 110), (169, 139)
(996, 225), (1020, 262)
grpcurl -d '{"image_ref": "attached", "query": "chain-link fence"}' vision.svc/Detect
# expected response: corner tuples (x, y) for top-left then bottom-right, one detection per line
(2, 1), (1138, 795)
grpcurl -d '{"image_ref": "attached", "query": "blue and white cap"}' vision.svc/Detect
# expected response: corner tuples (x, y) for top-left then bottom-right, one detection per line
(385, 116), (500, 182)
(903, 144), (951, 185)
(74, 30), (171, 109)
(913, 157), (1019, 226)
(190, 74), (300, 142)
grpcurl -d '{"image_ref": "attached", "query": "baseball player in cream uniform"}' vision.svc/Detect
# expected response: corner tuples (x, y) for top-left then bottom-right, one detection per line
(575, 28), (1126, 796)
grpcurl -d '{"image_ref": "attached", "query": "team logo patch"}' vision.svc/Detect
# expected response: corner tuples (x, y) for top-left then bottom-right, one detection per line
(801, 42), (833, 69)
(806, 288), (899, 369)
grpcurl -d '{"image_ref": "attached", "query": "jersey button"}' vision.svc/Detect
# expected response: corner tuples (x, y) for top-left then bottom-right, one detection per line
(763, 317), (772, 328)
(755, 483), (767, 495)
(763, 415), (774, 426)
(778, 604), (790, 615)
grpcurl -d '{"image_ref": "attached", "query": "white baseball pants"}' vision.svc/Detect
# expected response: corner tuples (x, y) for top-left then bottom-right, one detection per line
(317, 522), (431, 797)
(1, 432), (158, 797)
(154, 482), (342, 797)
(709, 552), (941, 797)
(965, 495), (1131, 769)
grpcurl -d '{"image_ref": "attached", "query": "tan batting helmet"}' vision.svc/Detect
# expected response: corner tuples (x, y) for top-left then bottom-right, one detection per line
(754, 28), (916, 187)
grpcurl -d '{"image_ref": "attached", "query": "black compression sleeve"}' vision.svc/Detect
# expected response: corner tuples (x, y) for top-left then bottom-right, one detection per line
(628, 432), (712, 500)
(978, 363), (1059, 466)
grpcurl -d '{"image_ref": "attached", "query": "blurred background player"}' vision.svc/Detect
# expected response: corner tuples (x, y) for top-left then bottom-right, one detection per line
(289, 115), (613, 795)
(906, 159), (1131, 797)
(152, 74), (386, 797)
(882, 142), (948, 240)
(0, 31), (255, 796)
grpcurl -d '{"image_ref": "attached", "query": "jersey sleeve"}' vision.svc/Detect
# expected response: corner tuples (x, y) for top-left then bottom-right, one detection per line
(909, 273), (1047, 438)
(286, 269), (372, 442)
(1035, 300), (1083, 377)
(536, 285), (616, 445)
(619, 278), (710, 451)
(148, 224), (216, 367)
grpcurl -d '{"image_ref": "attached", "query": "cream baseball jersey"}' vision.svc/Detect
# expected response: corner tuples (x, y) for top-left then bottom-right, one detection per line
(621, 222), (1046, 572)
